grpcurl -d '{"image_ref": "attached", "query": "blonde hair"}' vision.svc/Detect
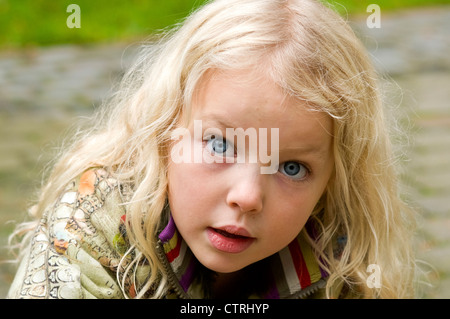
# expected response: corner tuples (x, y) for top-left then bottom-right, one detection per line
(13, 0), (416, 298)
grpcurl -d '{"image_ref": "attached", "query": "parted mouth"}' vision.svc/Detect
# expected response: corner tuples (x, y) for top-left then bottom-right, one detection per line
(212, 225), (253, 238)
(206, 226), (256, 253)
(212, 228), (251, 239)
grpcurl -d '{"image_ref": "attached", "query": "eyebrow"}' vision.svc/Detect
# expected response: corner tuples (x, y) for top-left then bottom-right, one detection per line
(200, 117), (236, 130)
(279, 145), (331, 158)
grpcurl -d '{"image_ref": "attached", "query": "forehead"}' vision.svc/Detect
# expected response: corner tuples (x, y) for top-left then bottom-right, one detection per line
(190, 69), (333, 152)
(193, 68), (284, 116)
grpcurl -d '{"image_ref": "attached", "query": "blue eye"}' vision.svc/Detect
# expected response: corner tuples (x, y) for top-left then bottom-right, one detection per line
(279, 161), (308, 180)
(205, 135), (235, 157)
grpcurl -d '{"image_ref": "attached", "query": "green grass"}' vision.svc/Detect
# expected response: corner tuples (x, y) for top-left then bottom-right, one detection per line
(0, 0), (448, 48)
(0, 0), (208, 48)
(325, 0), (449, 15)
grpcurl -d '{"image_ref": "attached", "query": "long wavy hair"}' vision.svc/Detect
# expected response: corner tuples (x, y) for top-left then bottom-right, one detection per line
(12, 0), (416, 298)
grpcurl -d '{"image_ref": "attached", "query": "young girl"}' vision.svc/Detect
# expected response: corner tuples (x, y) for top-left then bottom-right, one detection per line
(8, 0), (417, 299)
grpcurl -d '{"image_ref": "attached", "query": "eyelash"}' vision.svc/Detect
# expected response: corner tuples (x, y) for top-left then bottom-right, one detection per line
(203, 134), (236, 157)
(278, 161), (312, 183)
(202, 135), (312, 182)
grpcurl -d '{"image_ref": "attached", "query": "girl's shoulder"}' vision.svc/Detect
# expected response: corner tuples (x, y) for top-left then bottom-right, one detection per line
(62, 167), (133, 257)
(8, 168), (133, 299)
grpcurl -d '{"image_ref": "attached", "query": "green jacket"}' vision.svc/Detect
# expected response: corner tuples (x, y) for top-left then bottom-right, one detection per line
(8, 168), (340, 299)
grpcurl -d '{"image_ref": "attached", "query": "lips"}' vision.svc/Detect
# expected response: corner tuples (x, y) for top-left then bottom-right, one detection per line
(206, 226), (255, 253)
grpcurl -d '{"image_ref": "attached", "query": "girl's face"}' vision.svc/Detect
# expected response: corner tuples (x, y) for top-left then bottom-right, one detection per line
(167, 69), (334, 273)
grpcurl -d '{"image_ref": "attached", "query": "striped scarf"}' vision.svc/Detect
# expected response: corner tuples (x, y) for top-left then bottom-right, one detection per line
(158, 215), (328, 299)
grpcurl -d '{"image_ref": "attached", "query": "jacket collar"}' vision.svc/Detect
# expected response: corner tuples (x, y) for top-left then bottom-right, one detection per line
(157, 215), (328, 299)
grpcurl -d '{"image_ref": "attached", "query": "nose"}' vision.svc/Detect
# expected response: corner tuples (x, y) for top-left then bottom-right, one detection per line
(225, 165), (265, 214)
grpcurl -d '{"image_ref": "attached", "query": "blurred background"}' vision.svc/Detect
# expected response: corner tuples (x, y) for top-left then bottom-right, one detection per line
(0, 0), (449, 298)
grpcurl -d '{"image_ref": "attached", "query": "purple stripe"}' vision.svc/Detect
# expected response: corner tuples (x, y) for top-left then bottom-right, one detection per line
(158, 215), (176, 242)
(179, 258), (196, 292)
(263, 270), (280, 299)
(264, 285), (280, 299)
(320, 266), (328, 278)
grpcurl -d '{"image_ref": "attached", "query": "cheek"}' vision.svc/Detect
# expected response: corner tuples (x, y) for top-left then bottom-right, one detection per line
(269, 201), (311, 238)
(263, 187), (321, 246)
(167, 163), (201, 237)
(167, 162), (198, 209)
(167, 162), (221, 219)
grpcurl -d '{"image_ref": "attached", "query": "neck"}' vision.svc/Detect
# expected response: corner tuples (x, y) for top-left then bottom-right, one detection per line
(211, 271), (247, 299)
(207, 258), (272, 298)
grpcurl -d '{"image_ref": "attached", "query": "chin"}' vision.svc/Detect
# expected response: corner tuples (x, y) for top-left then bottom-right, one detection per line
(196, 252), (251, 274)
